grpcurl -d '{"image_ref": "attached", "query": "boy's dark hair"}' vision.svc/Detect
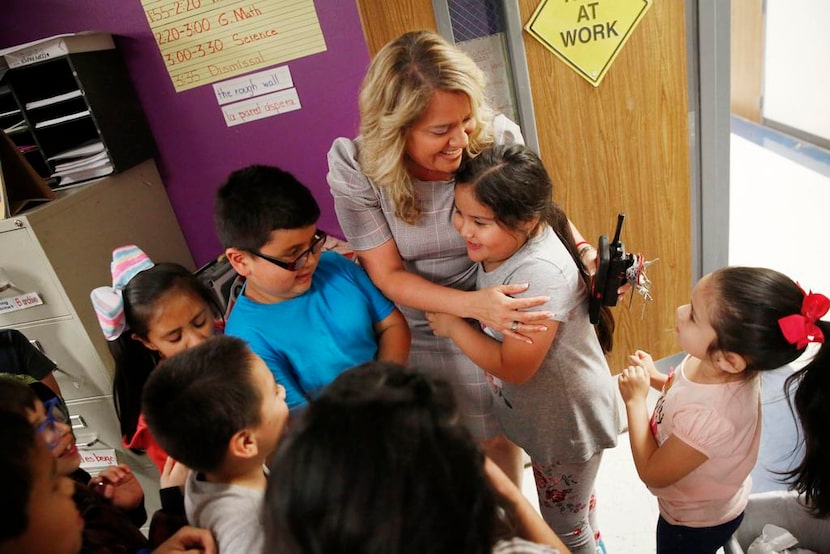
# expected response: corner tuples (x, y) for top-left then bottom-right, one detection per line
(456, 144), (615, 353)
(110, 263), (223, 441)
(0, 410), (38, 542)
(142, 335), (263, 473)
(264, 361), (497, 553)
(214, 165), (321, 250)
(708, 266), (830, 515)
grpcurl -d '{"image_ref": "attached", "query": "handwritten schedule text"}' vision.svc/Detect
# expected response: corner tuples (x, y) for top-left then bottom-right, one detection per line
(140, 0), (326, 92)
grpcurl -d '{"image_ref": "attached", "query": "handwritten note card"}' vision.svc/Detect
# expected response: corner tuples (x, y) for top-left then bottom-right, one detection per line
(221, 88), (301, 126)
(140, 0), (326, 92)
(213, 65), (292, 104)
(79, 449), (118, 471)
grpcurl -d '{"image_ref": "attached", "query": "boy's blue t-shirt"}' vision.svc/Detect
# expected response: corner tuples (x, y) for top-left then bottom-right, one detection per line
(226, 251), (395, 410)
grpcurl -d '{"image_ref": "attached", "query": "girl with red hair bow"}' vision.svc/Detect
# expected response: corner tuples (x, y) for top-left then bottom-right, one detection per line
(618, 266), (829, 553)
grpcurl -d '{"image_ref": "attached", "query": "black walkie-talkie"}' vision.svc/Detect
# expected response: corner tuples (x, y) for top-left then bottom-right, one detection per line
(589, 213), (636, 324)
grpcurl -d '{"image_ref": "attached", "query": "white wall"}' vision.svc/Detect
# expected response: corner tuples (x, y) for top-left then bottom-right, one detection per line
(763, 0), (830, 141)
(729, 134), (830, 296)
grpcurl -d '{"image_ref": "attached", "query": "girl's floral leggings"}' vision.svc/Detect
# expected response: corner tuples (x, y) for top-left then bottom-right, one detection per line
(532, 452), (605, 554)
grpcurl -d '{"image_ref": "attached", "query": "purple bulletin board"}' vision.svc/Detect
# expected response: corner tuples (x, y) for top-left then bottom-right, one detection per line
(0, 0), (370, 265)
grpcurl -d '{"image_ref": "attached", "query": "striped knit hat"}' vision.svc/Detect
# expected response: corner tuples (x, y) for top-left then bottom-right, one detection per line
(90, 245), (155, 340)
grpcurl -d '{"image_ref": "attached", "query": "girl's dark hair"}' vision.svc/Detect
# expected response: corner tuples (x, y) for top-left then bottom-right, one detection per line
(264, 362), (498, 553)
(110, 263), (222, 440)
(455, 144), (615, 352)
(708, 266), (830, 515)
(0, 410), (38, 542)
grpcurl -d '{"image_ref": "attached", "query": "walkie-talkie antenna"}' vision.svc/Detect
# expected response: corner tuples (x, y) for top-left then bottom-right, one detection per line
(611, 213), (625, 246)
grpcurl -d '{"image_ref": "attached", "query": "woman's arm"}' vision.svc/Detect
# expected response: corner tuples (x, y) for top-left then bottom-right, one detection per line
(427, 312), (557, 384)
(618, 366), (707, 488)
(374, 307), (411, 365)
(357, 241), (552, 338)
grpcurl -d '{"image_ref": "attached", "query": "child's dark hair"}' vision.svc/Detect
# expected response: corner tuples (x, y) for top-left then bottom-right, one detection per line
(0, 375), (37, 415)
(110, 263), (222, 441)
(0, 410), (38, 543)
(142, 335), (262, 473)
(456, 144), (615, 352)
(214, 165), (321, 250)
(264, 361), (498, 553)
(707, 266), (830, 515)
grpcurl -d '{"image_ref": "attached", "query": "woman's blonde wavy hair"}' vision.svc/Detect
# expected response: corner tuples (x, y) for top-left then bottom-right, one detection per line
(358, 30), (495, 224)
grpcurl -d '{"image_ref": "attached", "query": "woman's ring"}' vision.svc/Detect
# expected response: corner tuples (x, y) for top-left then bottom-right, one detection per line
(509, 321), (520, 332)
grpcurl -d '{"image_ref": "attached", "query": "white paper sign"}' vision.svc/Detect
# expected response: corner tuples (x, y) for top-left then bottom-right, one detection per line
(213, 66), (293, 105)
(221, 88), (301, 127)
(80, 448), (118, 470)
(0, 292), (43, 314)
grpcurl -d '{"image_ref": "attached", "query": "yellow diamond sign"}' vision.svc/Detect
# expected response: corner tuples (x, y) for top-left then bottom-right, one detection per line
(525, 0), (652, 87)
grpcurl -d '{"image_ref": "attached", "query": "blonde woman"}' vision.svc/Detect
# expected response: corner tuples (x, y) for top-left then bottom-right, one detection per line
(327, 30), (595, 484)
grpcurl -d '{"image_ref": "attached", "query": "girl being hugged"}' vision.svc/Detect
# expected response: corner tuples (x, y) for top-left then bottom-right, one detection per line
(90, 245), (222, 472)
(618, 266), (830, 553)
(426, 144), (618, 554)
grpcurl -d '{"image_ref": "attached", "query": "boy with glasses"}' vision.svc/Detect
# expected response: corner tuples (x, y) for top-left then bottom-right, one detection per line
(215, 165), (410, 411)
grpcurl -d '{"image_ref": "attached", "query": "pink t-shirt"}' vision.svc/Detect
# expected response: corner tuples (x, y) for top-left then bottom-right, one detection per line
(649, 356), (761, 527)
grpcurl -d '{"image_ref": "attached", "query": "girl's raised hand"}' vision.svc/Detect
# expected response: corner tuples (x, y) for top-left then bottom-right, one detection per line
(618, 365), (650, 403)
(465, 284), (552, 342)
(628, 350), (659, 376)
(627, 349), (669, 389)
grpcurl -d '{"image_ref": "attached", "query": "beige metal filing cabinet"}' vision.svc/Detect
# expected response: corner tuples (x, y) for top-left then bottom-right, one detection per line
(0, 159), (194, 518)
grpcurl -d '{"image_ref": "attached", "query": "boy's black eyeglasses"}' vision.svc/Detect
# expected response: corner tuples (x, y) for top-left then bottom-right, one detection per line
(247, 230), (327, 272)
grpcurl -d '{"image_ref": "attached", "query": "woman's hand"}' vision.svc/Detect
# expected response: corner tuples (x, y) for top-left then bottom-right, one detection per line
(88, 464), (144, 510)
(464, 284), (552, 342)
(160, 456), (190, 490)
(580, 243), (633, 299)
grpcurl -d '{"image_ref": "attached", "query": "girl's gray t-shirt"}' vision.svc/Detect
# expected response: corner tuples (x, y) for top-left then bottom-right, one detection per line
(477, 226), (618, 463)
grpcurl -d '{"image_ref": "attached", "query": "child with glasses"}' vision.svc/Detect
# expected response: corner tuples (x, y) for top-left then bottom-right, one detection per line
(215, 165), (410, 412)
(0, 375), (149, 552)
(0, 409), (217, 554)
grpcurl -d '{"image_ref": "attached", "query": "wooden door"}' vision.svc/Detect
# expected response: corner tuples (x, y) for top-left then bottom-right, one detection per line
(356, 0), (692, 373)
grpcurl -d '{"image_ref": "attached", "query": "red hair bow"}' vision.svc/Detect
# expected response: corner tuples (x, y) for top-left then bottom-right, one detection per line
(778, 284), (830, 349)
